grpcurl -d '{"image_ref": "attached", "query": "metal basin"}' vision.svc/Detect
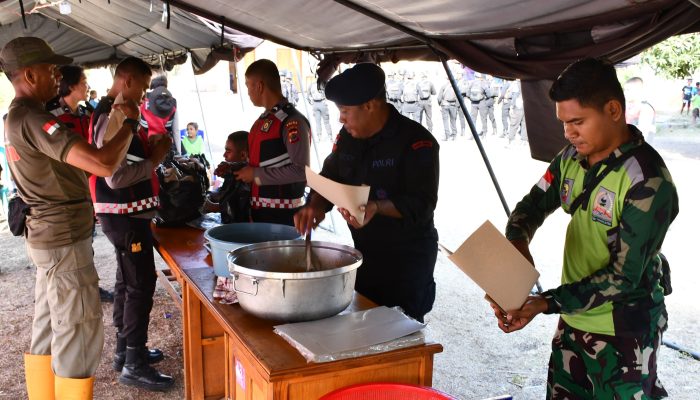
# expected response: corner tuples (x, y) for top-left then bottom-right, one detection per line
(227, 240), (363, 322)
(204, 223), (301, 277)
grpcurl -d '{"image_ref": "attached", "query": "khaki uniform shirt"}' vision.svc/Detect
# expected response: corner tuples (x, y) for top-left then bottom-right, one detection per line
(5, 98), (93, 248)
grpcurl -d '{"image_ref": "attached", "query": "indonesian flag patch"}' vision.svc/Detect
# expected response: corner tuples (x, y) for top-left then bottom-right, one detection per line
(537, 169), (554, 192)
(42, 120), (60, 136)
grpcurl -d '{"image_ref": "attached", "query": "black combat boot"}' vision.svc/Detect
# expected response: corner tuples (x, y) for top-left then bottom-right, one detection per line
(113, 333), (164, 371)
(119, 346), (174, 391)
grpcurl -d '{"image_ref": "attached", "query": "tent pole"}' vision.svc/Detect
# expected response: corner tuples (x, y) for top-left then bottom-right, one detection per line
(438, 54), (543, 294)
(438, 56), (511, 218)
(189, 53), (214, 166)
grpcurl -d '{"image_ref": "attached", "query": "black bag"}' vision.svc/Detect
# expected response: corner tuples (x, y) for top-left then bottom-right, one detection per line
(154, 156), (209, 226)
(8, 195), (30, 236)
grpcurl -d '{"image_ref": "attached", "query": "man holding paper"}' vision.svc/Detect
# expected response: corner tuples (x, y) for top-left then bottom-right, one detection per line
(496, 58), (678, 399)
(294, 63), (440, 322)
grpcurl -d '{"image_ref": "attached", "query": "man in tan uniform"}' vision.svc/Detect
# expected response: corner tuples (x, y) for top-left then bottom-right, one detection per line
(1, 37), (139, 399)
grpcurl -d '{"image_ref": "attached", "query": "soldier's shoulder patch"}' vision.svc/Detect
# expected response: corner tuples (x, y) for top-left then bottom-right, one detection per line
(42, 120), (60, 136)
(592, 186), (615, 226)
(285, 119), (299, 130)
(560, 178), (574, 205)
(411, 140), (433, 150)
(288, 129), (300, 144)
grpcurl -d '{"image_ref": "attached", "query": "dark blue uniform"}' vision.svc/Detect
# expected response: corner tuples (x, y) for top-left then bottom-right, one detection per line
(317, 107), (440, 321)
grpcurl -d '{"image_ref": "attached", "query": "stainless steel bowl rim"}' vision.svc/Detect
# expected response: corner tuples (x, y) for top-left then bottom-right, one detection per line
(227, 240), (362, 280)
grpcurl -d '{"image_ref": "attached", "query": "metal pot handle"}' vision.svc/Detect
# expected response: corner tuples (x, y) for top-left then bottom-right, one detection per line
(203, 241), (211, 253)
(233, 274), (259, 296)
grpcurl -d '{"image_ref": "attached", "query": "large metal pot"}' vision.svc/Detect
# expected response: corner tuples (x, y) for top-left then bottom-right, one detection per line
(204, 223), (301, 277)
(227, 240), (363, 322)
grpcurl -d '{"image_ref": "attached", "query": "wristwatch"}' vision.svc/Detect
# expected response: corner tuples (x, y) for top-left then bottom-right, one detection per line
(123, 118), (139, 132)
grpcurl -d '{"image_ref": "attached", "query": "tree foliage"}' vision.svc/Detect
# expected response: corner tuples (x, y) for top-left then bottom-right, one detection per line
(641, 33), (700, 79)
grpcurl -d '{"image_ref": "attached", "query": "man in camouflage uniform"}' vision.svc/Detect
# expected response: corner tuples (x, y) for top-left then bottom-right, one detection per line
(493, 58), (677, 400)
(417, 71), (437, 132)
(385, 71), (403, 113)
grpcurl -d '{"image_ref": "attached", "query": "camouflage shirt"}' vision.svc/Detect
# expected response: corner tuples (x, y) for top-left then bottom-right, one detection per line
(506, 126), (678, 337)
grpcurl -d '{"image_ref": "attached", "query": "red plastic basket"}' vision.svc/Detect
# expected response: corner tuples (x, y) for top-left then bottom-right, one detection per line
(320, 383), (458, 400)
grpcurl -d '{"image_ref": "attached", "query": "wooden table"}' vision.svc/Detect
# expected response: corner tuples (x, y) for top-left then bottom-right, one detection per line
(152, 224), (443, 400)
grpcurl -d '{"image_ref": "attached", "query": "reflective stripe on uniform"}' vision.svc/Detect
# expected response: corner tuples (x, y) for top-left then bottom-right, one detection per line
(250, 196), (304, 209)
(259, 153), (291, 168)
(94, 196), (159, 214)
(126, 154), (145, 165)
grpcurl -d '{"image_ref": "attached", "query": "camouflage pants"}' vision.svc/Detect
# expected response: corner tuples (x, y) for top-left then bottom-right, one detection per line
(547, 318), (667, 400)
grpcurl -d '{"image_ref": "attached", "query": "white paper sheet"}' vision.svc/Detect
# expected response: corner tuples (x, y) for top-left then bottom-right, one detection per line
(305, 166), (370, 225)
(103, 92), (127, 144)
(274, 306), (425, 356)
(447, 220), (540, 311)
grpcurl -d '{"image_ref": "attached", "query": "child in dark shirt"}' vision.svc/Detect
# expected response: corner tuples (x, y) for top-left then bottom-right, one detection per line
(204, 131), (250, 223)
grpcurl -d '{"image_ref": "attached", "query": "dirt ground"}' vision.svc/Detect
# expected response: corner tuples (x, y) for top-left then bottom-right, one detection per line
(0, 111), (699, 400)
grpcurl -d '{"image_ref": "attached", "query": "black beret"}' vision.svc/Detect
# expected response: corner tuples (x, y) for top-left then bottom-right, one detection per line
(325, 63), (385, 106)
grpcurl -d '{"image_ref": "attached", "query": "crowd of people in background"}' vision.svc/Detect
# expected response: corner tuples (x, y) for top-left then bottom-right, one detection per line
(386, 68), (527, 145)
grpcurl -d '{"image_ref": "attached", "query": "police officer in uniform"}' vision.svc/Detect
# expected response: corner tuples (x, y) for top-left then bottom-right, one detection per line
(456, 70), (469, 136)
(306, 80), (333, 141)
(235, 59), (311, 226)
(437, 79), (459, 141)
(400, 71), (421, 122)
(385, 71), (403, 113)
(285, 71), (300, 107)
(2, 37), (138, 399)
(417, 71), (437, 132)
(465, 73), (489, 136)
(483, 76), (498, 135)
(506, 80), (528, 144)
(294, 63), (439, 322)
(90, 57), (175, 391)
(498, 80), (514, 137)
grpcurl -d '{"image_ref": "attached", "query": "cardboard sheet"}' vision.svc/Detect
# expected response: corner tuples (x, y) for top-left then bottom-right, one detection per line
(305, 166), (370, 225)
(274, 306), (425, 356)
(447, 220), (540, 311)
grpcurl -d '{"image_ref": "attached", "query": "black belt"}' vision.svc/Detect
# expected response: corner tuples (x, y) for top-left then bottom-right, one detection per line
(405, 101), (416, 104)
(420, 97), (430, 100)
(313, 99), (324, 102)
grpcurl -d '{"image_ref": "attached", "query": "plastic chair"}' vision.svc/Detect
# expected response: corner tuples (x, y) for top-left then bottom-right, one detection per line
(320, 383), (458, 400)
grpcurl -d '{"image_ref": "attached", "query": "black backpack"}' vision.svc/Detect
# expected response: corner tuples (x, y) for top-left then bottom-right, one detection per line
(154, 156), (209, 226)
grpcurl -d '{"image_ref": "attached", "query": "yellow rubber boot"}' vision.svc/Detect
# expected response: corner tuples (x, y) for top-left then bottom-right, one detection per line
(24, 353), (55, 400)
(55, 376), (95, 400)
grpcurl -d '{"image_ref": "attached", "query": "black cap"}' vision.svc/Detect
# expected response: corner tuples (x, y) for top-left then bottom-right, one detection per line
(325, 63), (385, 106)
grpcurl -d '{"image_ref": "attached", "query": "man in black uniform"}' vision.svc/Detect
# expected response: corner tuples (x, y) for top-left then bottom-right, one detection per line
(294, 63), (440, 322)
